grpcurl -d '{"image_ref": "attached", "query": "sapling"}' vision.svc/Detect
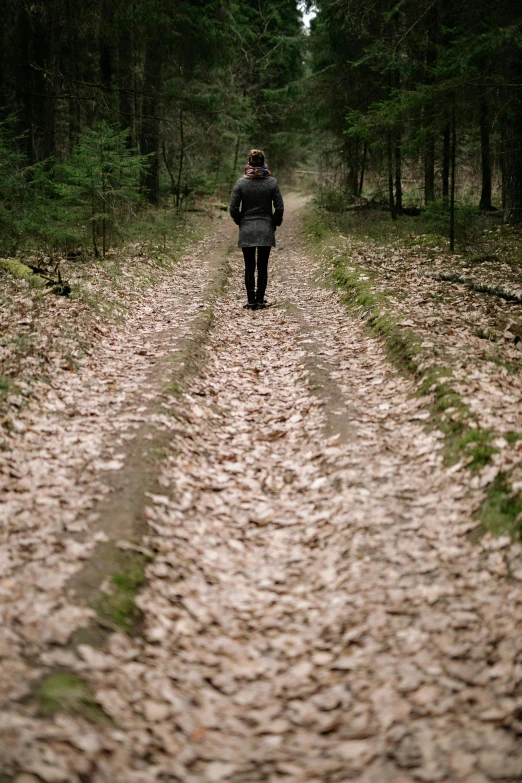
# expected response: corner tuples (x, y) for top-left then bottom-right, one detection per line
(59, 122), (148, 256)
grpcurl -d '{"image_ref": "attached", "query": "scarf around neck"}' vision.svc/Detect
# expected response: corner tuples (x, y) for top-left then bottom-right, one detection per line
(243, 163), (271, 179)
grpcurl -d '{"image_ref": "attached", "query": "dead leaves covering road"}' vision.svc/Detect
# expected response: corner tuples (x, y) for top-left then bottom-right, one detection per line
(310, 216), (522, 520)
(1, 199), (522, 781)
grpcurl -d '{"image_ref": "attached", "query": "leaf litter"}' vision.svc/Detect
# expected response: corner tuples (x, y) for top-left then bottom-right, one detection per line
(311, 216), (522, 511)
(1, 198), (522, 781)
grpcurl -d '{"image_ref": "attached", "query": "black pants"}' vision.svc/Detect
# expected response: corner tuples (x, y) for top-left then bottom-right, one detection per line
(242, 246), (271, 302)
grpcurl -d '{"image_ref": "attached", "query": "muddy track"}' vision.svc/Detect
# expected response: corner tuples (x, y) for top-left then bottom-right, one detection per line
(1, 197), (522, 783)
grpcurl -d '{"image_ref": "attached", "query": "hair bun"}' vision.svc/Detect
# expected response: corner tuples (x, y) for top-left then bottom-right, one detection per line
(248, 149), (265, 166)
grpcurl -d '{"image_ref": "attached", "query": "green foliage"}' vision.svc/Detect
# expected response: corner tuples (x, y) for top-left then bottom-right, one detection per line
(29, 162), (86, 254)
(0, 259), (45, 287)
(421, 200), (481, 250)
(455, 429), (497, 472)
(0, 122), (28, 255)
(58, 123), (147, 257)
(314, 185), (350, 212)
(431, 381), (462, 413)
(308, 0), (522, 226)
(221, 0), (306, 172)
(96, 554), (148, 633)
(479, 473), (522, 539)
(304, 211), (332, 240)
(0, 119), (52, 256)
(0, 120), (148, 257)
(0, 376), (9, 398)
(35, 672), (110, 724)
(0, 1), (307, 254)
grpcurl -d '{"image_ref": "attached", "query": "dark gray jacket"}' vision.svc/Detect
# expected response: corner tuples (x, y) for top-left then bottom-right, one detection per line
(229, 176), (284, 247)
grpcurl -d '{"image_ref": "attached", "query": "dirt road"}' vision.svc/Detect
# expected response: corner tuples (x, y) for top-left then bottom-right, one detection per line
(1, 196), (522, 782)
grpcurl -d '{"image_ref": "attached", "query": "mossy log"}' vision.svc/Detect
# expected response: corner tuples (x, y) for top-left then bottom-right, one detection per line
(0, 258), (46, 287)
(422, 270), (522, 304)
(0, 258), (71, 295)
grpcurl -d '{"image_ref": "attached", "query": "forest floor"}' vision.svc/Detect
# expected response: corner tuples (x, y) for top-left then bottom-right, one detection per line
(1, 195), (522, 782)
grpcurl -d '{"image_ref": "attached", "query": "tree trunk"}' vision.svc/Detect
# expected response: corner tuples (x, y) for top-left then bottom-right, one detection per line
(162, 141), (177, 194)
(233, 134), (241, 178)
(387, 134), (396, 220)
(176, 109), (185, 210)
(31, 5), (60, 161)
(100, 44), (112, 88)
(442, 121), (450, 200)
(449, 104), (456, 252)
(424, 136), (435, 205)
(92, 193), (99, 257)
(503, 108), (522, 224)
(14, 6), (34, 159)
(64, 21), (81, 148)
(101, 137), (107, 256)
(501, 125), (506, 212)
(479, 97), (492, 210)
(395, 134), (403, 216)
(358, 141), (367, 196)
(140, 38), (163, 204)
(118, 10), (135, 145)
(502, 52), (522, 222)
(98, 0), (116, 124)
(346, 139), (358, 198)
(423, 3), (437, 205)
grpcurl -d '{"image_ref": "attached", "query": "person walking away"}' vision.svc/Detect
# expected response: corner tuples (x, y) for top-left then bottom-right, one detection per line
(229, 149), (284, 309)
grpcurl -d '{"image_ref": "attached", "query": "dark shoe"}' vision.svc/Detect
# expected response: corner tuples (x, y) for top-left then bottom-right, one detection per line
(244, 288), (256, 309)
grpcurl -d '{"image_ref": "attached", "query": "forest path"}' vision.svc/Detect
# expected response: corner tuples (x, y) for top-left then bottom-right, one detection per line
(2, 196), (522, 782)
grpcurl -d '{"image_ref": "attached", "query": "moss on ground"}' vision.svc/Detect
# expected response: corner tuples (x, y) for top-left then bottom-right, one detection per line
(478, 473), (522, 539)
(305, 206), (522, 540)
(34, 672), (110, 724)
(417, 368), (453, 396)
(456, 429), (498, 473)
(304, 209), (500, 475)
(331, 258), (422, 376)
(95, 553), (148, 634)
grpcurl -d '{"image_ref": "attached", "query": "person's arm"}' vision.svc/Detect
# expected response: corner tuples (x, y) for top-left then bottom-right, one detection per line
(272, 183), (284, 226)
(229, 181), (242, 225)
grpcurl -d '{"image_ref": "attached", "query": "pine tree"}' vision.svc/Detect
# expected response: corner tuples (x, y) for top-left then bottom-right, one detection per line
(59, 123), (146, 256)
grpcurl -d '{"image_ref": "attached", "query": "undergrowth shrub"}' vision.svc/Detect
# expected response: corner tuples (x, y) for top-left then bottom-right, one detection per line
(0, 118), (52, 256)
(58, 123), (147, 257)
(314, 184), (350, 212)
(422, 199), (481, 249)
(0, 119), (149, 258)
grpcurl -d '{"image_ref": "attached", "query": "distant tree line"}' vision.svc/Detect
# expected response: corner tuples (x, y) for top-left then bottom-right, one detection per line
(0, 0), (305, 256)
(307, 0), (522, 235)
